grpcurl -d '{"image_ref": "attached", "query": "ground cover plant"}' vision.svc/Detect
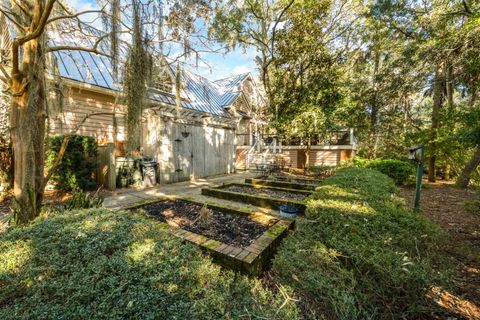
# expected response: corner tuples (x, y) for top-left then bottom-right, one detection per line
(0, 208), (298, 319)
(273, 167), (441, 319)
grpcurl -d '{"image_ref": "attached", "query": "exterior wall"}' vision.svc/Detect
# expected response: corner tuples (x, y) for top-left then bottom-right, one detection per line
(308, 149), (339, 167)
(48, 86), (125, 145)
(236, 118), (251, 146)
(235, 145), (355, 170)
(235, 147), (249, 170)
(143, 114), (236, 184)
(286, 146), (353, 168)
(50, 85), (237, 186)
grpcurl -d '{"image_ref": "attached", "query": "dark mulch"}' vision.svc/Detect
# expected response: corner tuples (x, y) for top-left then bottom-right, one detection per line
(225, 185), (308, 201)
(136, 199), (276, 248)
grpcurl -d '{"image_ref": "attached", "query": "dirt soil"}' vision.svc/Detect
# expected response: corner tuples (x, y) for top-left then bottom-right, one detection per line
(400, 180), (480, 320)
(135, 199), (276, 248)
(225, 185), (308, 201)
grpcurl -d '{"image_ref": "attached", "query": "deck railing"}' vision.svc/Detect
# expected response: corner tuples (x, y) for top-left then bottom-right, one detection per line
(236, 129), (355, 147)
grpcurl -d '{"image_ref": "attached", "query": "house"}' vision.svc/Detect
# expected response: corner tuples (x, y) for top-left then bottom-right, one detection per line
(0, 12), (267, 189)
(0, 12), (356, 191)
(46, 48), (265, 186)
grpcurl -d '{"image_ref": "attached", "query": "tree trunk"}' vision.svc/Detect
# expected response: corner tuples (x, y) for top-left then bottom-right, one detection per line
(456, 145), (480, 188)
(446, 62), (454, 108)
(428, 66), (444, 182)
(444, 164), (451, 180)
(10, 37), (47, 223)
(368, 51), (380, 159)
(304, 137), (311, 172)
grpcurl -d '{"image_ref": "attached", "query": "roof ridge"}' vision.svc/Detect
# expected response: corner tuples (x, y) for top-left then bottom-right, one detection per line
(213, 72), (250, 84)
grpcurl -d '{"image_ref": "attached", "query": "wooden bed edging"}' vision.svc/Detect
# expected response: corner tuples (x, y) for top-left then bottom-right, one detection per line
(245, 178), (320, 191)
(201, 183), (310, 214)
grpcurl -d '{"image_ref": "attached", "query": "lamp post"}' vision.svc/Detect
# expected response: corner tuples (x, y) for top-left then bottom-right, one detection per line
(408, 145), (425, 211)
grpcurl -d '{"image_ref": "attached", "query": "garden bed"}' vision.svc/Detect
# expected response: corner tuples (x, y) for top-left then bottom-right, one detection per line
(126, 197), (293, 275)
(246, 177), (321, 190)
(134, 199), (275, 247)
(201, 183), (311, 214)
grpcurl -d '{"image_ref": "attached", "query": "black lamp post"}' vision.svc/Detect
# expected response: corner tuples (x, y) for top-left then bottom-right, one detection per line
(408, 145), (425, 211)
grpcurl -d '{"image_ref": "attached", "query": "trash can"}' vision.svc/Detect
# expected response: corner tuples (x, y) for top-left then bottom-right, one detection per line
(116, 157), (143, 188)
(142, 160), (158, 187)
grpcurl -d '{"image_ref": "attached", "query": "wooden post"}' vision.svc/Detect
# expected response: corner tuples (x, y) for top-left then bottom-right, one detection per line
(97, 143), (116, 191)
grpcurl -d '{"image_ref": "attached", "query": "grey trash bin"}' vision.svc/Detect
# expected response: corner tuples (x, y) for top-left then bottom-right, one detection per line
(142, 161), (158, 187)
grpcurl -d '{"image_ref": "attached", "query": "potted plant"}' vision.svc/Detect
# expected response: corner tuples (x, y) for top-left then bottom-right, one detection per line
(279, 204), (298, 219)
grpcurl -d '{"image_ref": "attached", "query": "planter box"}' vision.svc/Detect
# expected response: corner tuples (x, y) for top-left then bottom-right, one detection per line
(201, 183), (312, 214)
(124, 197), (293, 276)
(245, 178), (320, 191)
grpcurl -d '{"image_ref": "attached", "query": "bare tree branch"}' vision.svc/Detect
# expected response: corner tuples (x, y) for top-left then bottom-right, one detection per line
(12, 0), (57, 75)
(47, 9), (106, 25)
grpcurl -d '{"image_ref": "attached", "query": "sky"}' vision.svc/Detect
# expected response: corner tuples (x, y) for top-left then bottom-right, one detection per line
(68, 0), (258, 81)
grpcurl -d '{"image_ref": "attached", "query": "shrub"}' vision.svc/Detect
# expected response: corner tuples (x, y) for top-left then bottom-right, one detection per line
(0, 208), (298, 319)
(46, 187), (104, 213)
(0, 144), (12, 192)
(307, 165), (335, 178)
(46, 135), (99, 191)
(273, 167), (441, 319)
(352, 157), (416, 185)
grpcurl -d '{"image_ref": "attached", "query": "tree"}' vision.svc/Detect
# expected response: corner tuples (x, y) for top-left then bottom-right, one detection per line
(365, 0), (479, 184)
(455, 106), (480, 187)
(268, 0), (360, 166)
(0, 0), (213, 223)
(210, 0), (295, 108)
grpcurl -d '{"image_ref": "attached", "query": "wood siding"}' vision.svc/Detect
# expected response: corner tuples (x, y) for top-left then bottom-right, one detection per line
(48, 87), (125, 144)
(143, 115), (235, 184)
(50, 86), (237, 186)
(235, 146), (354, 170)
(309, 150), (339, 167)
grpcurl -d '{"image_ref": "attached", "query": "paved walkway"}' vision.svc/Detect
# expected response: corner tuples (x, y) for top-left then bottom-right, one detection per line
(103, 171), (277, 215)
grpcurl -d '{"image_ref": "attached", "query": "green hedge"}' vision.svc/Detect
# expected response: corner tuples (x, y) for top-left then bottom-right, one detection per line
(352, 158), (416, 185)
(0, 208), (298, 319)
(46, 135), (99, 191)
(273, 167), (440, 319)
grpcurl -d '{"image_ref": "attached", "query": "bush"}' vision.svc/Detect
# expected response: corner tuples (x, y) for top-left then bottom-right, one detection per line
(46, 135), (99, 191)
(273, 167), (441, 319)
(0, 144), (12, 192)
(307, 165), (335, 178)
(352, 157), (416, 185)
(0, 208), (298, 319)
(46, 187), (104, 213)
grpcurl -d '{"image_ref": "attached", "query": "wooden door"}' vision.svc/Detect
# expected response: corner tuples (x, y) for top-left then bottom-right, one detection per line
(173, 124), (193, 182)
(297, 149), (306, 169)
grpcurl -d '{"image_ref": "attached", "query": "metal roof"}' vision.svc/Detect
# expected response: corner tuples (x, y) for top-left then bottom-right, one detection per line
(179, 70), (251, 116)
(46, 22), (252, 117)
